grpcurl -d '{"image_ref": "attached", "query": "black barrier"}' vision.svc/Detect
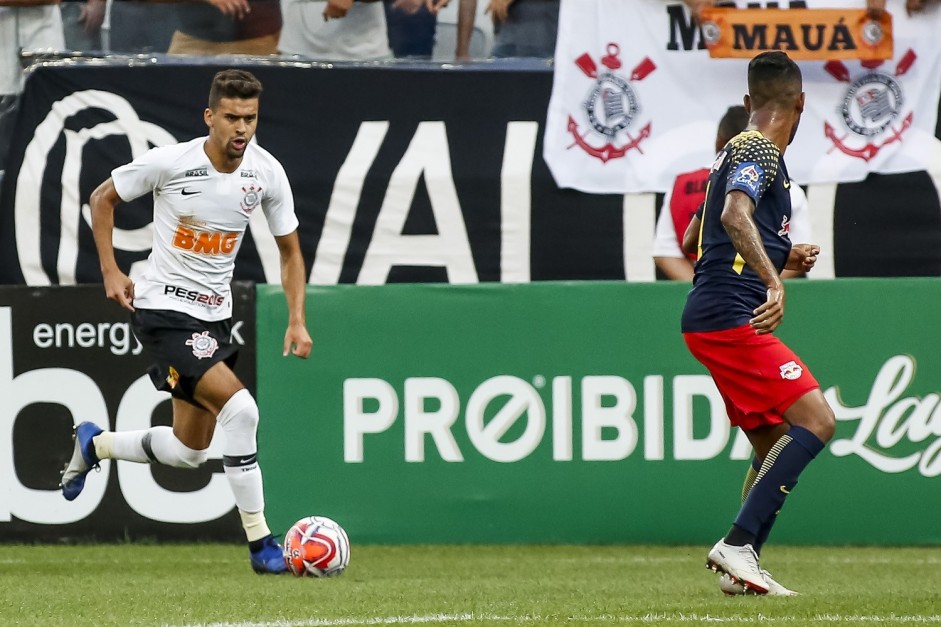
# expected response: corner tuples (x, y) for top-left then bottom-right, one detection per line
(0, 57), (939, 287)
(0, 282), (255, 541)
(0, 58), (626, 287)
(0, 57), (941, 285)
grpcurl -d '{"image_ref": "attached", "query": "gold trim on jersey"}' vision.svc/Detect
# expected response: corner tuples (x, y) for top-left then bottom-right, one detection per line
(732, 253), (746, 275)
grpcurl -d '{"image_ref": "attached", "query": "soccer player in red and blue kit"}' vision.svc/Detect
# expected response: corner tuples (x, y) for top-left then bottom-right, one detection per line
(682, 51), (835, 596)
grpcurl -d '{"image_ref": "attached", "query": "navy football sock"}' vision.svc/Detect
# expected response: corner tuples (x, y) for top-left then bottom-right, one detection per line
(741, 456), (776, 555)
(741, 455), (761, 502)
(733, 426), (825, 539)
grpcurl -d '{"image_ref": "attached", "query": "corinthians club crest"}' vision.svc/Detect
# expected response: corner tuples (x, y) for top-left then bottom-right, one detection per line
(240, 183), (262, 214)
(185, 331), (219, 359)
(823, 50), (916, 162)
(566, 43), (655, 163)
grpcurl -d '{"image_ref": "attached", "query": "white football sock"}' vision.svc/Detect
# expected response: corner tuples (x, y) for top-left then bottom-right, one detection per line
(240, 510), (272, 543)
(217, 388), (269, 539)
(94, 427), (207, 468)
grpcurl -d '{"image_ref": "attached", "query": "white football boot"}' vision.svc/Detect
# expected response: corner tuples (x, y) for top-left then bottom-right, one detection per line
(719, 571), (798, 596)
(706, 539), (769, 595)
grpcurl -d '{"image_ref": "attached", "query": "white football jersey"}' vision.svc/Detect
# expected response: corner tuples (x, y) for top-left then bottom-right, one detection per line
(112, 137), (299, 321)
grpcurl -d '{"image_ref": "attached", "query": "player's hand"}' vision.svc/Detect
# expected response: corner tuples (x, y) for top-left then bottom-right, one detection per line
(486, 0), (513, 23)
(785, 244), (820, 274)
(323, 0), (353, 20)
(750, 285), (784, 334)
(103, 269), (135, 312)
(283, 322), (313, 359)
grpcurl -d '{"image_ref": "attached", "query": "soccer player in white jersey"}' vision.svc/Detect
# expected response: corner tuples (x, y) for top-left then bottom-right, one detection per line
(61, 69), (311, 574)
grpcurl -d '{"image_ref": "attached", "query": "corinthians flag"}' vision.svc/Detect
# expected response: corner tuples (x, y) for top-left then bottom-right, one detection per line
(544, 0), (941, 194)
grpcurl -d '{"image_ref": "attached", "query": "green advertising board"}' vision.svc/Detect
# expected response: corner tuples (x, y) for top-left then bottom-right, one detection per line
(257, 279), (941, 546)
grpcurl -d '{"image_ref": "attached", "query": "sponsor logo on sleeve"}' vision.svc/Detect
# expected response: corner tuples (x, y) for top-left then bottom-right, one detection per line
(733, 162), (764, 195)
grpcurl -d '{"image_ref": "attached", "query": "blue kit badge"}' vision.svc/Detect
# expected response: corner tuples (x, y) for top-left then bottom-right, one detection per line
(732, 162), (764, 195)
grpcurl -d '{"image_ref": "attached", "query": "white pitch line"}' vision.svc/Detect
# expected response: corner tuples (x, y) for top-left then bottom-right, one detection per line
(176, 613), (941, 627)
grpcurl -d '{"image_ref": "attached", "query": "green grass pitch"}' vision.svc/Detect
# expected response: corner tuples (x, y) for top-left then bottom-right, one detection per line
(2, 544), (940, 626)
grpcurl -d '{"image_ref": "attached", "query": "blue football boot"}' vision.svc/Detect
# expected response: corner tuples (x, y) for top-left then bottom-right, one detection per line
(60, 421), (103, 501)
(250, 535), (289, 574)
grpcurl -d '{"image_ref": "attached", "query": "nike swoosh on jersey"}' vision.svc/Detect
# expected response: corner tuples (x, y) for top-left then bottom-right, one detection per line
(181, 188), (201, 196)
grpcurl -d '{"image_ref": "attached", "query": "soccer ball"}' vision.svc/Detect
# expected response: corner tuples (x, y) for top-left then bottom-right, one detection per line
(282, 515), (350, 577)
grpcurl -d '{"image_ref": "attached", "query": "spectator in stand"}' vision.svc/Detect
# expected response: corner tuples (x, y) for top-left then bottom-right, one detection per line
(684, 0), (936, 22)
(279, 0), (392, 61)
(1, 0), (65, 99)
(653, 105), (812, 281)
(457, 0), (558, 60)
(170, 0), (281, 55)
(60, 0), (104, 51)
(107, 0), (180, 54)
(384, 0), (449, 60)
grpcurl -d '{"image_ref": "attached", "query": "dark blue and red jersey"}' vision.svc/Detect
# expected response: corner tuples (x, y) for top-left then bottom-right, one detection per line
(681, 130), (794, 332)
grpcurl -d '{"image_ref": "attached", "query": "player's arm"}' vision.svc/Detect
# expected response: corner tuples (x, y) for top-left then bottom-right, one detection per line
(652, 194), (695, 281)
(274, 231), (313, 359)
(654, 256), (694, 281)
(720, 190), (783, 334)
(681, 213), (701, 257)
(89, 177), (135, 312)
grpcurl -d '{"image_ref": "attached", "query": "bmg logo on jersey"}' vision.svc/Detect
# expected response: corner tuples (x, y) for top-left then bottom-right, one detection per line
(172, 224), (239, 255)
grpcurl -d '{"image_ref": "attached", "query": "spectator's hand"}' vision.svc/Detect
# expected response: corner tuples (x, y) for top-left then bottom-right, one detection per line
(79, 0), (105, 34)
(684, 0), (715, 23)
(906, 0), (933, 14)
(324, 0), (354, 20)
(866, 0), (886, 19)
(392, 0), (424, 14)
(785, 244), (820, 274)
(206, 0), (250, 19)
(486, 0), (514, 23)
(425, 0), (449, 14)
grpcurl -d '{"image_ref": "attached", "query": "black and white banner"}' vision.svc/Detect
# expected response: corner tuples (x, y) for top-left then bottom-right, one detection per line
(0, 283), (255, 541)
(545, 0), (941, 193)
(0, 58), (940, 285)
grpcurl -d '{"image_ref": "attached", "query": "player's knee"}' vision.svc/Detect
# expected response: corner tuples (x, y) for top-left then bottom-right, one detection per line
(168, 436), (209, 469)
(815, 403), (836, 443)
(178, 446), (209, 469)
(217, 388), (259, 433)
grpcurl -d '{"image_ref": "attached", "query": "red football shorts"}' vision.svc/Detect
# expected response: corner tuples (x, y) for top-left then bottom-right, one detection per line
(683, 324), (820, 432)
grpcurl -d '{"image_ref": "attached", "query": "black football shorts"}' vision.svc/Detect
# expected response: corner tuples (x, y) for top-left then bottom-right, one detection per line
(131, 308), (239, 407)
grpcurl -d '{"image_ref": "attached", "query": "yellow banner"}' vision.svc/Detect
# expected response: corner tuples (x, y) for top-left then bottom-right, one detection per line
(700, 8), (893, 61)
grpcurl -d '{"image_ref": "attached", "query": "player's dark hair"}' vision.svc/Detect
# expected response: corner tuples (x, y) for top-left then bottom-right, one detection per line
(717, 105), (749, 145)
(208, 69), (263, 110)
(747, 51), (802, 110)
